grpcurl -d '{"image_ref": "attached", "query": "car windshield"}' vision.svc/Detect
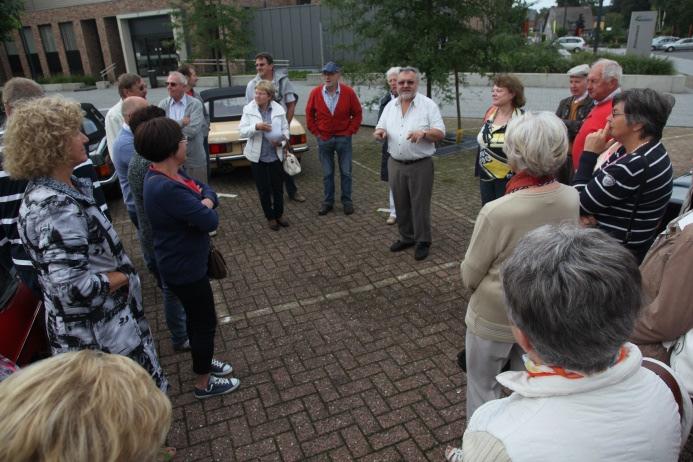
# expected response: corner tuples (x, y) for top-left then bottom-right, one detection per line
(212, 97), (246, 119)
(82, 118), (100, 136)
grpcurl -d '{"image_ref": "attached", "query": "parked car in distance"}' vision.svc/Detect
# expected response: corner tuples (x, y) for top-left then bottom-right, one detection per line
(651, 36), (679, 50)
(554, 36), (587, 52)
(201, 86), (308, 170)
(665, 38), (693, 52)
(81, 102), (118, 194)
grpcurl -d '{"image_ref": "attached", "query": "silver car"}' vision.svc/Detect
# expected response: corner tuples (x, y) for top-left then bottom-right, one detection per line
(651, 36), (679, 50)
(665, 38), (693, 52)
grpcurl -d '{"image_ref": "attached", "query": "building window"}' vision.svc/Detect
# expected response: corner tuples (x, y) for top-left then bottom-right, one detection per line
(20, 27), (42, 78)
(39, 25), (62, 74)
(59, 22), (83, 75)
(3, 40), (23, 75)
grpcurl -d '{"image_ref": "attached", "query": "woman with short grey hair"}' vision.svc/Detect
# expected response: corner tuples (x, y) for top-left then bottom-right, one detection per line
(460, 112), (579, 419)
(448, 224), (692, 462)
(573, 88), (674, 263)
(377, 66), (400, 225)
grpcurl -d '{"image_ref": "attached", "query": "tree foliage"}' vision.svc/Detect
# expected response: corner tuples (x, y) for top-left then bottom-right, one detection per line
(323, 0), (529, 96)
(170, 0), (251, 72)
(651, 0), (693, 36)
(0, 0), (24, 43)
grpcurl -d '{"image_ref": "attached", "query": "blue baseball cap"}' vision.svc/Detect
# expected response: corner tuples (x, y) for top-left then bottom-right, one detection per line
(321, 62), (340, 74)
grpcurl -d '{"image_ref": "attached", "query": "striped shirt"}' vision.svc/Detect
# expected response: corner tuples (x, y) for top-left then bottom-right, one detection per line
(573, 140), (673, 248)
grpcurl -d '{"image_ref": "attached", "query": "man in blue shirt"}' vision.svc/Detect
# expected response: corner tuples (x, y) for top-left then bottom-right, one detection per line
(112, 96), (148, 227)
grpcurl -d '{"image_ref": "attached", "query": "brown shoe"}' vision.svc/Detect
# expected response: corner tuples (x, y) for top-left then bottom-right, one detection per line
(290, 192), (306, 202)
(268, 219), (279, 231)
(276, 216), (290, 227)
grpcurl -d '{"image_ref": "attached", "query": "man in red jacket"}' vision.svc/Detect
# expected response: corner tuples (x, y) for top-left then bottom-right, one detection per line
(571, 59), (622, 170)
(306, 62), (363, 215)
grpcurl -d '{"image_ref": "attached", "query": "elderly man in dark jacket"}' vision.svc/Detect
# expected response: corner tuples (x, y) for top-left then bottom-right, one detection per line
(555, 64), (593, 184)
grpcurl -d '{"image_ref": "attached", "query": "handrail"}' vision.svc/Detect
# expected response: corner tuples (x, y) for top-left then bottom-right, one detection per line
(99, 63), (116, 81)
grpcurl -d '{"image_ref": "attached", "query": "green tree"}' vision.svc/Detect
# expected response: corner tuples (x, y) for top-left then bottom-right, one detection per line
(0, 0), (23, 42)
(170, 0), (251, 84)
(653, 0), (693, 36)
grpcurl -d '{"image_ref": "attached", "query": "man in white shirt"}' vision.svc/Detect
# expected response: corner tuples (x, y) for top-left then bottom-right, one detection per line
(105, 73), (147, 156)
(158, 71), (207, 183)
(374, 67), (445, 261)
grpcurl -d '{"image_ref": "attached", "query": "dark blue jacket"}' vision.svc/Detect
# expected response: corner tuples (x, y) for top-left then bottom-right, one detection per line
(143, 168), (218, 285)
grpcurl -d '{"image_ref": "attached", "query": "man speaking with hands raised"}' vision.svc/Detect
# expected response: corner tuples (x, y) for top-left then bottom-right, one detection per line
(374, 67), (445, 261)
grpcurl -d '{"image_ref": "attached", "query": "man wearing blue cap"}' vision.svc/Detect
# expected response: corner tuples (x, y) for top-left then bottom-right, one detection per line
(306, 61), (363, 215)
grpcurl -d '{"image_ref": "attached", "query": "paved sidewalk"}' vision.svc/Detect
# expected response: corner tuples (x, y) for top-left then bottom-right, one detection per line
(108, 123), (479, 461)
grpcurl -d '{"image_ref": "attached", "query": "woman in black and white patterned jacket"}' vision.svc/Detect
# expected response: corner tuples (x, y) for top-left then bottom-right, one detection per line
(3, 96), (167, 391)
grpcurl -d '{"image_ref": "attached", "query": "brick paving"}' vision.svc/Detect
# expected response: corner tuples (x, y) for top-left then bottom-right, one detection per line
(108, 117), (693, 461)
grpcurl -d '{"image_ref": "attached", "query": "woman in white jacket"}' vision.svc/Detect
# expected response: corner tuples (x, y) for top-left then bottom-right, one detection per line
(448, 224), (692, 462)
(239, 80), (290, 230)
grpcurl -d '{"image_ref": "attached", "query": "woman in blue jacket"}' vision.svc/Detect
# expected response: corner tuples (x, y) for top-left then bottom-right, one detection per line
(136, 117), (239, 399)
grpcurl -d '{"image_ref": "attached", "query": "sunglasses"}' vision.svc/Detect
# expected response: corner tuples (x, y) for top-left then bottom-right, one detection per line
(166, 82), (179, 87)
(397, 80), (415, 85)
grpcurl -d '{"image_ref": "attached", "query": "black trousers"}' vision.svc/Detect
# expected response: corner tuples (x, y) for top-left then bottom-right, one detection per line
(251, 160), (284, 220)
(167, 276), (217, 375)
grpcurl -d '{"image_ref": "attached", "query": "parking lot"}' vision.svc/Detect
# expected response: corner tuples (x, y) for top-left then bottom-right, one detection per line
(107, 116), (693, 461)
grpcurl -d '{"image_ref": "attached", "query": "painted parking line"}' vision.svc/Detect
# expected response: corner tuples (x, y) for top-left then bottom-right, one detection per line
(216, 260), (460, 325)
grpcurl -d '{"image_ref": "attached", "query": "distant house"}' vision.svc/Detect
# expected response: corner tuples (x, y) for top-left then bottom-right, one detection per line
(543, 6), (594, 41)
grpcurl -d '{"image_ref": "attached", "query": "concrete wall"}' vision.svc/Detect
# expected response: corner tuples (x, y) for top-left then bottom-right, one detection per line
(306, 72), (688, 94)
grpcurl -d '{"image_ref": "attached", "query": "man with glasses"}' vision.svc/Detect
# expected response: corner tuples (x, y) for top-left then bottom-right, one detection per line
(306, 61), (362, 216)
(105, 73), (148, 156)
(571, 59), (622, 169)
(374, 67), (445, 261)
(158, 71), (207, 183)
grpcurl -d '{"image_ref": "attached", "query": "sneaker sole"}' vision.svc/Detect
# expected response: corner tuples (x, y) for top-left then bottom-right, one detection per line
(194, 380), (241, 399)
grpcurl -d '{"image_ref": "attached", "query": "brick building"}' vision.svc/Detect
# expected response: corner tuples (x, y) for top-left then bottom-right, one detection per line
(0, 0), (315, 84)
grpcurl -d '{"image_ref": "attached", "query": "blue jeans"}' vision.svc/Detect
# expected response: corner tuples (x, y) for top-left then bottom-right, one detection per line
(144, 252), (188, 347)
(318, 136), (353, 206)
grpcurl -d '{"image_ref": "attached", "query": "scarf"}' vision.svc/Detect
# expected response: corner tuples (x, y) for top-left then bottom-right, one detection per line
(505, 170), (556, 195)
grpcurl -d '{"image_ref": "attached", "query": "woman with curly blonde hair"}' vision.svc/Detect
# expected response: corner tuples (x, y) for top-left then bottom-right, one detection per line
(3, 96), (167, 391)
(0, 350), (172, 462)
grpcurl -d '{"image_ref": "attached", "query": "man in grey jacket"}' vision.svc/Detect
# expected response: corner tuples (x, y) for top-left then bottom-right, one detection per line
(158, 71), (207, 183)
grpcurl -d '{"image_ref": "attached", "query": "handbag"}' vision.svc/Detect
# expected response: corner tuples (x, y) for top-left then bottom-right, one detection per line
(207, 242), (228, 280)
(283, 152), (301, 176)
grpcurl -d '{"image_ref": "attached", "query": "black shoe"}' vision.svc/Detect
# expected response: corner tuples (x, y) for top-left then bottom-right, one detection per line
(268, 219), (279, 231)
(343, 204), (354, 215)
(318, 204), (333, 216)
(276, 216), (290, 227)
(457, 349), (466, 373)
(414, 242), (430, 260)
(390, 240), (415, 252)
(290, 192), (306, 202)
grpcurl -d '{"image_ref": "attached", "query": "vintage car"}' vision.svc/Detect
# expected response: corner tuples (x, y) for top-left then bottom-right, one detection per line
(201, 86), (308, 169)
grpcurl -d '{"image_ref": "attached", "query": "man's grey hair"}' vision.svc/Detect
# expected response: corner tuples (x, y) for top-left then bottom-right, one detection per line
(398, 66), (421, 83)
(501, 224), (642, 374)
(385, 67), (401, 79)
(592, 58), (622, 83)
(168, 71), (188, 86)
(2, 77), (44, 108)
(504, 112), (568, 177)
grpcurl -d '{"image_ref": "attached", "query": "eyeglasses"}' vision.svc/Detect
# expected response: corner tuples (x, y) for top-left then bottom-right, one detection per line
(611, 111), (626, 118)
(397, 80), (415, 85)
(166, 82), (178, 87)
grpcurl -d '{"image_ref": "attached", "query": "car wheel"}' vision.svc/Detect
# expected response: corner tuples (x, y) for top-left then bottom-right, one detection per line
(666, 46), (674, 52)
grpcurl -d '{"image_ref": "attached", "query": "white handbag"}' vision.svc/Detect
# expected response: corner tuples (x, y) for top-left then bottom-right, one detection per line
(283, 152), (301, 176)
